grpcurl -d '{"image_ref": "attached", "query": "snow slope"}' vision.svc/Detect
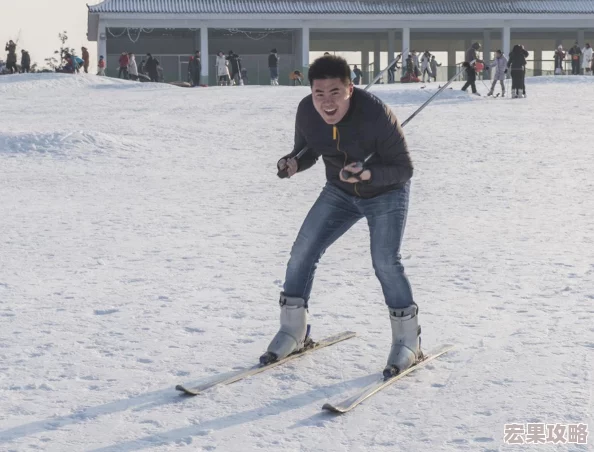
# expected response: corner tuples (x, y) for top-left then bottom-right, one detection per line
(0, 73), (592, 452)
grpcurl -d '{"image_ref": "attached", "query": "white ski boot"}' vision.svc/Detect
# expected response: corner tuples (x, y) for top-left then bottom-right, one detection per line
(383, 303), (423, 379)
(260, 293), (309, 365)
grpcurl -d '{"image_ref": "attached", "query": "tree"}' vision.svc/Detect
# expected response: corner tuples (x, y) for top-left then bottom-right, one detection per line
(44, 31), (76, 71)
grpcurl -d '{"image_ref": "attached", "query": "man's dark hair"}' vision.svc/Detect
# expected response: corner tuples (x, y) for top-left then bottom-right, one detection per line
(308, 55), (352, 86)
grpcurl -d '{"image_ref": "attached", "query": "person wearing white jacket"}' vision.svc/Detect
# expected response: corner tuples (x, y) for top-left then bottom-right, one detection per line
(215, 51), (230, 85)
(420, 51), (432, 82)
(128, 53), (138, 81)
(582, 43), (593, 74)
(486, 50), (508, 97)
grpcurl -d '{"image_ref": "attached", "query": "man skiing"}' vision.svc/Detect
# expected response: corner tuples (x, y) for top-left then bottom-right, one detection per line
(260, 55), (421, 379)
(461, 42), (484, 95)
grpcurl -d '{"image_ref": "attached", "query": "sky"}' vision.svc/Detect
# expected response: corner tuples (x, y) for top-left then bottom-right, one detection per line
(1, 0), (95, 68)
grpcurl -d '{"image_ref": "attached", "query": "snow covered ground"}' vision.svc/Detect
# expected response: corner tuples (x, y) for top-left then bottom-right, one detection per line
(0, 73), (592, 452)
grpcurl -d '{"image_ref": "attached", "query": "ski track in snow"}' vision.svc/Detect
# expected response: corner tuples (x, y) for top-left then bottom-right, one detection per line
(0, 73), (592, 451)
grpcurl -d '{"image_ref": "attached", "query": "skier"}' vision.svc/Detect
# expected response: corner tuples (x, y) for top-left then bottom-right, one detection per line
(128, 53), (138, 81)
(352, 64), (363, 85)
(20, 50), (31, 73)
(97, 55), (106, 76)
(507, 44), (527, 98)
(420, 50), (432, 82)
(486, 50), (508, 97)
(461, 42), (484, 95)
(188, 51), (202, 86)
(145, 53), (159, 82)
(5, 40), (17, 74)
(568, 41), (582, 75)
(81, 47), (90, 73)
(226, 50), (243, 85)
(118, 52), (129, 79)
(214, 51), (229, 85)
(554, 45), (566, 75)
(260, 55), (421, 379)
(268, 48), (279, 85)
(582, 43), (593, 75)
(430, 55), (441, 82)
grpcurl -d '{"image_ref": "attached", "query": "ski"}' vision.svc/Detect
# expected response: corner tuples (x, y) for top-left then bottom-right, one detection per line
(176, 331), (357, 396)
(321, 343), (454, 414)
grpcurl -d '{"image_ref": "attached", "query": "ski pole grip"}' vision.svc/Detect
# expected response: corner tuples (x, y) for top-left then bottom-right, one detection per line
(341, 162), (364, 180)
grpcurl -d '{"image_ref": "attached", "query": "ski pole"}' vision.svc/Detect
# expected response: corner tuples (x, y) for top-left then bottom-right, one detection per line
(340, 60), (472, 180)
(277, 51), (408, 179)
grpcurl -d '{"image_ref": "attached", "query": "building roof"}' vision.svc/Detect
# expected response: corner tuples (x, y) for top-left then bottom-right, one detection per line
(87, 0), (594, 15)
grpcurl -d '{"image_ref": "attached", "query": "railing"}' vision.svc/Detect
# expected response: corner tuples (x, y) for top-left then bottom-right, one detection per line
(102, 55), (593, 85)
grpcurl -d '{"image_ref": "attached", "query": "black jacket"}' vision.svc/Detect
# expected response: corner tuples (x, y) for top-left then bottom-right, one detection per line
(282, 88), (412, 199)
(507, 49), (527, 70)
(268, 53), (278, 68)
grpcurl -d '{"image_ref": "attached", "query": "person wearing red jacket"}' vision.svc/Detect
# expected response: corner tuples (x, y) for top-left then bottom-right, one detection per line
(118, 52), (130, 79)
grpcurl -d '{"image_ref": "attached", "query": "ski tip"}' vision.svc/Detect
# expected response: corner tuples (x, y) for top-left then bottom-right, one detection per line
(175, 385), (200, 396)
(322, 403), (346, 414)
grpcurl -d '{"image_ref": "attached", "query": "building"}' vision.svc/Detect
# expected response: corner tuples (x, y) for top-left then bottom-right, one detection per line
(87, 0), (594, 84)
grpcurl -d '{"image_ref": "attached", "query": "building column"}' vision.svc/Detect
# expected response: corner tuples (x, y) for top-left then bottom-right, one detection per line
(200, 27), (209, 84)
(361, 50), (369, 84)
(373, 37), (381, 77)
(534, 48), (542, 76)
(301, 26), (310, 69)
(483, 30), (491, 80)
(97, 21), (107, 67)
(402, 27), (410, 76)
(502, 25), (511, 57)
(387, 30), (396, 61)
(447, 42), (457, 80)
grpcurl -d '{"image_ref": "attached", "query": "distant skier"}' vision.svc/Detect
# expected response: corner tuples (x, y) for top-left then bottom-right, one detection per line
(568, 41), (582, 75)
(82, 47), (90, 73)
(507, 44), (527, 98)
(268, 48), (279, 85)
(20, 50), (31, 73)
(420, 50), (432, 82)
(430, 55), (441, 82)
(226, 50), (243, 85)
(188, 51), (202, 86)
(97, 55), (106, 76)
(128, 53), (138, 81)
(260, 55), (421, 379)
(5, 40), (17, 74)
(554, 45), (566, 75)
(582, 43), (593, 74)
(461, 42), (484, 95)
(486, 50), (508, 97)
(145, 53), (159, 82)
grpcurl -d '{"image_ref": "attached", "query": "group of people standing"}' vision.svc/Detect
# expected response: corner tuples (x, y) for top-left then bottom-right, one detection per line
(554, 41), (594, 75)
(214, 50), (246, 86)
(109, 52), (162, 82)
(461, 42), (528, 98)
(3, 40), (31, 73)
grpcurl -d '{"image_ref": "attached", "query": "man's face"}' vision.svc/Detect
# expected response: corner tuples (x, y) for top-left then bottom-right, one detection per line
(311, 78), (353, 125)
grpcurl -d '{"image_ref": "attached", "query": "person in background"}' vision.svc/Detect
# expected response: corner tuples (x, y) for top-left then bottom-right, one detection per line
(145, 53), (159, 82)
(226, 50), (243, 85)
(581, 43), (592, 75)
(289, 70), (304, 86)
(568, 41), (582, 75)
(118, 52), (129, 79)
(507, 44), (527, 98)
(430, 55), (441, 82)
(5, 40), (17, 74)
(20, 49), (31, 73)
(128, 53), (138, 80)
(554, 45), (566, 75)
(97, 55), (106, 76)
(352, 64), (363, 85)
(486, 49), (508, 97)
(420, 50), (432, 82)
(241, 67), (248, 85)
(268, 48), (279, 85)
(188, 50), (202, 86)
(215, 50), (230, 86)
(81, 47), (90, 73)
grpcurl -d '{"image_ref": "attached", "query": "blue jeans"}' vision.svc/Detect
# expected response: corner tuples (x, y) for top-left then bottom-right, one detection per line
(283, 182), (414, 309)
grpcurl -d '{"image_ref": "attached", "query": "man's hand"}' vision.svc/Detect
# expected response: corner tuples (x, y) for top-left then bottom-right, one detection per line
(339, 162), (371, 184)
(278, 157), (298, 178)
